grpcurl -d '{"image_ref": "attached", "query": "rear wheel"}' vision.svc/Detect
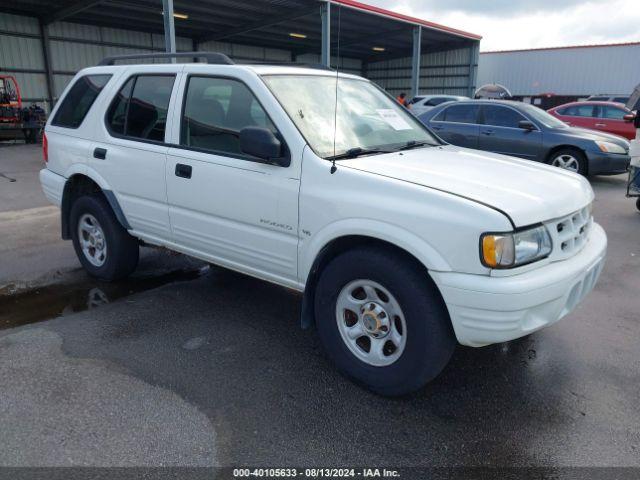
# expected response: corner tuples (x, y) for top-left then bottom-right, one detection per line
(70, 194), (139, 281)
(636, 197), (640, 212)
(314, 246), (456, 396)
(549, 148), (587, 175)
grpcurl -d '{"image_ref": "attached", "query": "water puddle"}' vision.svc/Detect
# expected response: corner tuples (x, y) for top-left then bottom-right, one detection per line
(0, 266), (209, 331)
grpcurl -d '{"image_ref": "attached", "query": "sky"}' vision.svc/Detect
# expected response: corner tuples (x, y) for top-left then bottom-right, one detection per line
(361, 0), (640, 51)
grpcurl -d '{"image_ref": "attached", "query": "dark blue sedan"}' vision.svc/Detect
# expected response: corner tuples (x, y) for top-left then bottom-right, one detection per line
(418, 100), (630, 175)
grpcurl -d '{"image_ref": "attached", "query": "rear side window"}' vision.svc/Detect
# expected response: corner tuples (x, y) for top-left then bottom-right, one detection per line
(434, 104), (479, 123)
(52, 74), (111, 128)
(613, 97), (629, 104)
(106, 74), (175, 142)
(482, 105), (526, 128)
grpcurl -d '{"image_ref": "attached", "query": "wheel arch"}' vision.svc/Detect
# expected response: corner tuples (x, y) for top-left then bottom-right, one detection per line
(546, 145), (588, 174)
(60, 169), (130, 239)
(300, 227), (450, 329)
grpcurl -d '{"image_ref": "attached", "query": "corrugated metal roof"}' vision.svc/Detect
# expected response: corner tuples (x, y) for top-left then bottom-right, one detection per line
(477, 42), (640, 96)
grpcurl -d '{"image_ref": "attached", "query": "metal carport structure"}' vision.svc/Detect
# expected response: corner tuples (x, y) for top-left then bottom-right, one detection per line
(0, 0), (481, 112)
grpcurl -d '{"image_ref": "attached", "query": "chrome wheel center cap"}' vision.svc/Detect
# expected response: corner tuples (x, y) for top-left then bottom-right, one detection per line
(361, 303), (390, 338)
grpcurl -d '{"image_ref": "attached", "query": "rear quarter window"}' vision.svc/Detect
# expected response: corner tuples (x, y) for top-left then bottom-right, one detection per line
(52, 74), (112, 128)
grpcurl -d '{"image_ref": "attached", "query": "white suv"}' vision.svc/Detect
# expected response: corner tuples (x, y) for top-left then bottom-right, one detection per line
(40, 53), (607, 396)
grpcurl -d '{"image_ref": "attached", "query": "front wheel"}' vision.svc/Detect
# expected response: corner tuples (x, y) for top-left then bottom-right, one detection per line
(314, 246), (456, 396)
(70, 194), (139, 281)
(549, 148), (587, 175)
(636, 197), (640, 212)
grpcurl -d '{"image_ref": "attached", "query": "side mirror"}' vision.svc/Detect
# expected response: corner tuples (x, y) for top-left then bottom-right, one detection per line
(239, 126), (289, 166)
(623, 113), (636, 123)
(518, 120), (536, 131)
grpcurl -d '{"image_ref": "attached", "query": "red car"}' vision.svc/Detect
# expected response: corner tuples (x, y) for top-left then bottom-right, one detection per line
(547, 101), (636, 140)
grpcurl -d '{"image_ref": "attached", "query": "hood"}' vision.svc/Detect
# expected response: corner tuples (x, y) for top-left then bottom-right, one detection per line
(557, 126), (630, 147)
(343, 145), (594, 227)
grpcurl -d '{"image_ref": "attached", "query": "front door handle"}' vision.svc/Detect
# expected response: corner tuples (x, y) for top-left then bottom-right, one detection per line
(431, 125), (443, 131)
(175, 163), (192, 179)
(595, 123), (607, 127)
(93, 147), (107, 160)
(481, 129), (494, 136)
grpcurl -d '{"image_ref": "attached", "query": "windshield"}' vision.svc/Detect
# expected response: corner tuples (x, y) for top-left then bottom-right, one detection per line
(262, 75), (438, 158)
(520, 103), (568, 129)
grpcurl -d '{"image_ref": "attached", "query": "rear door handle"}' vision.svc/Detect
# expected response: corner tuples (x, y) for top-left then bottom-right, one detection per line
(175, 163), (192, 179)
(431, 125), (443, 130)
(481, 130), (494, 136)
(93, 147), (107, 160)
(595, 123), (607, 127)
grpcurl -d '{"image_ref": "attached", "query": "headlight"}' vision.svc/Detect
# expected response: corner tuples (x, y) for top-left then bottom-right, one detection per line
(481, 225), (552, 269)
(595, 140), (627, 154)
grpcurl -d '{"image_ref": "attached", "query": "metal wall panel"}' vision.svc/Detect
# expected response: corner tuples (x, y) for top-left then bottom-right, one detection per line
(197, 40), (292, 62)
(0, 34), (44, 69)
(0, 13), (39, 34)
(477, 44), (640, 96)
(365, 44), (477, 97)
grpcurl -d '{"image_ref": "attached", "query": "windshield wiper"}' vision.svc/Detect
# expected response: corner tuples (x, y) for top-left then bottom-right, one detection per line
(326, 147), (392, 160)
(396, 140), (435, 151)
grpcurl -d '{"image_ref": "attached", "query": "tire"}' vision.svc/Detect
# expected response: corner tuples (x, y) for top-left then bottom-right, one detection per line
(70, 194), (139, 281)
(314, 246), (456, 396)
(636, 197), (640, 212)
(548, 148), (587, 175)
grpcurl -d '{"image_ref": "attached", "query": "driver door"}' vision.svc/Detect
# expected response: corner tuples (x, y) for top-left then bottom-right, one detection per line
(165, 73), (300, 285)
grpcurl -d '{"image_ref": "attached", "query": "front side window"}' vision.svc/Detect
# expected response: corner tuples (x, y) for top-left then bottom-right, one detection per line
(106, 74), (175, 142)
(262, 75), (437, 159)
(52, 74), (111, 128)
(180, 76), (277, 156)
(600, 106), (627, 120)
(482, 105), (526, 128)
(561, 105), (595, 117)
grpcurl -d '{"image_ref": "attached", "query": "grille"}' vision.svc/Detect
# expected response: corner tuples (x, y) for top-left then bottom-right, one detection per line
(545, 205), (592, 261)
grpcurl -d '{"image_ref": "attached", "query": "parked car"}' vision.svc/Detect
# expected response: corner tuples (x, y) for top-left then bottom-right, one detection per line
(40, 53), (606, 396)
(409, 94), (468, 116)
(587, 94), (630, 104)
(419, 100), (630, 175)
(547, 101), (636, 140)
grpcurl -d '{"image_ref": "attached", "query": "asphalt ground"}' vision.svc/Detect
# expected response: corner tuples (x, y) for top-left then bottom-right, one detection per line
(0, 144), (638, 474)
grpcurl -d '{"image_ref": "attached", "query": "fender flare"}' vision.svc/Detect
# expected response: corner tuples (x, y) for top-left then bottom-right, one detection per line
(299, 219), (451, 329)
(60, 165), (130, 239)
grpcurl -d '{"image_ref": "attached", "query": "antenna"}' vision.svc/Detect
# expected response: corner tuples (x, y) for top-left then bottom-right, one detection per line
(330, 4), (342, 174)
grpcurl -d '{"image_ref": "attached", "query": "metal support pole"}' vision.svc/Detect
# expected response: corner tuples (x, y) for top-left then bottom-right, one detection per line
(468, 41), (478, 98)
(411, 26), (422, 98)
(162, 0), (176, 59)
(39, 20), (55, 112)
(320, 1), (330, 67)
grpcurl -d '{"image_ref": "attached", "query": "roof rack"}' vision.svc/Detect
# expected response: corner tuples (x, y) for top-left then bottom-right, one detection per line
(249, 62), (334, 72)
(98, 51), (234, 66)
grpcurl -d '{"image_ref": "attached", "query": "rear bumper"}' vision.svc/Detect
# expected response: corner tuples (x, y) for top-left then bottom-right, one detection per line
(430, 223), (607, 347)
(586, 151), (630, 175)
(39, 168), (65, 207)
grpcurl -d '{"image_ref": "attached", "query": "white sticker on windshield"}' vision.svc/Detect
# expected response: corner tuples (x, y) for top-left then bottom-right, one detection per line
(376, 109), (412, 130)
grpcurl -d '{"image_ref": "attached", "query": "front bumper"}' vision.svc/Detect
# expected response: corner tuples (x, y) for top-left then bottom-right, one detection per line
(586, 151), (630, 175)
(430, 223), (607, 347)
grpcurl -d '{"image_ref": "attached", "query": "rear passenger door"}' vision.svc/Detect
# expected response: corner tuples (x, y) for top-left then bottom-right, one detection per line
(428, 104), (480, 148)
(478, 104), (541, 160)
(165, 72), (300, 285)
(91, 69), (180, 242)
